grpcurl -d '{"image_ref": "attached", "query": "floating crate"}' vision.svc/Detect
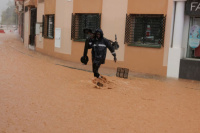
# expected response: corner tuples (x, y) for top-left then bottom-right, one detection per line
(116, 67), (129, 79)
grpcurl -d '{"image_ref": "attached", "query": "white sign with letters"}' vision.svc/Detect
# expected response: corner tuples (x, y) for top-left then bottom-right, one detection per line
(186, 0), (200, 16)
(191, 2), (200, 11)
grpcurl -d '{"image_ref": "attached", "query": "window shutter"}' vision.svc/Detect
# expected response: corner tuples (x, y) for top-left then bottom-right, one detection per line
(52, 15), (55, 38)
(74, 14), (80, 40)
(42, 15), (44, 37)
(44, 15), (48, 38)
(47, 15), (49, 37)
(160, 15), (166, 47)
(124, 14), (131, 44)
(71, 13), (75, 40)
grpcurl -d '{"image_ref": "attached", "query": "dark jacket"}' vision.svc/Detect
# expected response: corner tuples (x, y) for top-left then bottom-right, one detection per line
(83, 37), (94, 58)
(91, 29), (115, 64)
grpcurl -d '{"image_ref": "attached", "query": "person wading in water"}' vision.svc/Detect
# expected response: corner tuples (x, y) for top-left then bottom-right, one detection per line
(81, 28), (117, 86)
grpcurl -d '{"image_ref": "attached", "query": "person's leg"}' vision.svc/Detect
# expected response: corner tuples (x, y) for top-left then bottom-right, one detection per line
(93, 63), (101, 78)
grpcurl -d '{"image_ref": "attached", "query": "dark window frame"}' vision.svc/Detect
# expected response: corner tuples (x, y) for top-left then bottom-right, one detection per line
(43, 14), (55, 39)
(25, 6), (28, 12)
(71, 13), (101, 41)
(125, 14), (166, 48)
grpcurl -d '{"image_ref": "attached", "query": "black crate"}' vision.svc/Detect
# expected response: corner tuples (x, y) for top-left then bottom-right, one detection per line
(116, 67), (129, 79)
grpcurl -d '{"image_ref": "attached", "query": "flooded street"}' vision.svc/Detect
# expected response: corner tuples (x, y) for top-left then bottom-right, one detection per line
(0, 33), (200, 133)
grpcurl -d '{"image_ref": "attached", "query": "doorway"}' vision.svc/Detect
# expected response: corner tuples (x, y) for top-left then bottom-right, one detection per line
(30, 8), (37, 46)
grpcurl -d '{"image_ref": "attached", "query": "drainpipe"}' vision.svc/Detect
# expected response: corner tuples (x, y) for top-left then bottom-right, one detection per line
(23, 0), (24, 42)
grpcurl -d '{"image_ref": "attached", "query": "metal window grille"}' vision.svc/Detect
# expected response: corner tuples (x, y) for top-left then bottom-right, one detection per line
(125, 14), (166, 47)
(42, 15), (44, 37)
(43, 15), (48, 38)
(71, 13), (101, 40)
(48, 15), (54, 38)
(43, 15), (54, 39)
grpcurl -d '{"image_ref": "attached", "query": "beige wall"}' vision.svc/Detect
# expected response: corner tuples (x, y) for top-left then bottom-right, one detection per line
(39, 0), (55, 56)
(98, 47), (167, 76)
(24, 9), (30, 48)
(37, 2), (44, 22)
(24, 0), (36, 7)
(163, 0), (174, 66)
(73, 0), (102, 13)
(36, 2), (44, 49)
(54, 0), (73, 55)
(124, 46), (167, 76)
(37, 0), (170, 76)
(45, 0), (55, 14)
(122, 0), (168, 76)
(36, 0), (73, 60)
(128, 0), (168, 14)
(101, 0), (128, 61)
(42, 38), (54, 55)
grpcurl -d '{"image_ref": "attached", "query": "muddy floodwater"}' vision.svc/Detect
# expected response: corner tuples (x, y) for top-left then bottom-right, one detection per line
(0, 33), (200, 133)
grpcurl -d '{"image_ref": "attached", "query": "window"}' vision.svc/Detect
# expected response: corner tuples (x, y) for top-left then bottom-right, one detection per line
(186, 17), (200, 59)
(125, 14), (166, 48)
(43, 15), (54, 39)
(71, 13), (101, 41)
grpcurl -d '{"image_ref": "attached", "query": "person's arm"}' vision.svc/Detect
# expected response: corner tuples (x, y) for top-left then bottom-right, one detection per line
(105, 39), (117, 62)
(83, 39), (89, 57)
(88, 41), (93, 49)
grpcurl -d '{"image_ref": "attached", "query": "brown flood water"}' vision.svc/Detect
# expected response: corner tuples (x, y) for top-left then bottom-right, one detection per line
(0, 33), (200, 133)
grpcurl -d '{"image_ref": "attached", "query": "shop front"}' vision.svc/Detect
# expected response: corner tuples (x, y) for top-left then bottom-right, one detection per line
(168, 0), (200, 81)
(179, 0), (200, 81)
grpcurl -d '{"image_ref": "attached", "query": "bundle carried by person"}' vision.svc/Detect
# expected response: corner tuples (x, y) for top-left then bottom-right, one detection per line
(108, 34), (119, 50)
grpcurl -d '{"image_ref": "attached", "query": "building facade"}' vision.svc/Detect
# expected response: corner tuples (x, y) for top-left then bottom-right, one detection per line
(35, 0), (169, 77)
(16, 0), (200, 81)
(23, 0), (38, 49)
(15, 0), (24, 40)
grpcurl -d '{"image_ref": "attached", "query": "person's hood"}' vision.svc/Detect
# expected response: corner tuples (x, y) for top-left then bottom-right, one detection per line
(95, 28), (104, 39)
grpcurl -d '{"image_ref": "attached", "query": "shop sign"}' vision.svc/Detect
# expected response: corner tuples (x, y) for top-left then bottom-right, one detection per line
(186, 0), (200, 16)
(189, 25), (200, 48)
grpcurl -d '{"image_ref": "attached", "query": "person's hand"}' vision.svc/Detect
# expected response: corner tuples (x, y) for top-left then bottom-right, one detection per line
(114, 56), (117, 62)
(112, 53), (117, 63)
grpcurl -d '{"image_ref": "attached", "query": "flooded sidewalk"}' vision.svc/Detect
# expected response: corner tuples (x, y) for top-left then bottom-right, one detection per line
(0, 33), (200, 133)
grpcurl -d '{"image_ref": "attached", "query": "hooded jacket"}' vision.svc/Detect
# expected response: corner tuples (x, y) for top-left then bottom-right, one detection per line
(92, 29), (115, 64)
